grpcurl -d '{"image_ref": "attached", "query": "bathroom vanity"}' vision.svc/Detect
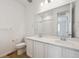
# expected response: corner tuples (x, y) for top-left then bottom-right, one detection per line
(25, 36), (79, 58)
(25, 0), (77, 58)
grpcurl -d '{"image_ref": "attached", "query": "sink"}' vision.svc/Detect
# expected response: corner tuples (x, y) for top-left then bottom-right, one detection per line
(55, 39), (75, 46)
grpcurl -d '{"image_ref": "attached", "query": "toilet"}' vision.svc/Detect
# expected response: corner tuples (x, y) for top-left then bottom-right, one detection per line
(16, 42), (26, 55)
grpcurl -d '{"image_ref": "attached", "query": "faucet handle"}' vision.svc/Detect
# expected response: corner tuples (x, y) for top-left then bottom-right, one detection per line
(68, 33), (72, 37)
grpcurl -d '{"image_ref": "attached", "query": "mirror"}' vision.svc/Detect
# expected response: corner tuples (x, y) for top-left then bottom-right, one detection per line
(57, 4), (73, 40)
(57, 11), (71, 40)
(35, 4), (73, 39)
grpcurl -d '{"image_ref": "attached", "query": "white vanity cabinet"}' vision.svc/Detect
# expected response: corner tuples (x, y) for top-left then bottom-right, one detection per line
(46, 44), (62, 58)
(25, 38), (62, 58)
(45, 44), (79, 58)
(33, 41), (45, 58)
(25, 39), (34, 57)
(62, 48), (79, 58)
(25, 37), (79, 58)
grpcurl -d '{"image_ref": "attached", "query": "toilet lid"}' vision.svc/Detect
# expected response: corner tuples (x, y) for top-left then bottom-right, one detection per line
(16, 43), (26, 47)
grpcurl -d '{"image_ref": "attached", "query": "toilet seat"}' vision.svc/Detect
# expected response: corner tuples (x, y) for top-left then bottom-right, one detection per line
(16, 43), (26, 49)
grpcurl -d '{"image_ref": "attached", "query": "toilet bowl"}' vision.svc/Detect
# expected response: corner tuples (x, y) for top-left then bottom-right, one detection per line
(16, 42), (26, 55)
(16, 43), (26, 49)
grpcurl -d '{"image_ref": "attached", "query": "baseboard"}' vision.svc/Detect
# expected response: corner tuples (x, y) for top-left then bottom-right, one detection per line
(0, 49), (16, 57)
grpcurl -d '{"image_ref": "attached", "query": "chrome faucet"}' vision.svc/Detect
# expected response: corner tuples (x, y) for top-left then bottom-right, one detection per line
(60, 35), (67, 41)
(38, 33), (43, 37)
(61, 37), (66, 41)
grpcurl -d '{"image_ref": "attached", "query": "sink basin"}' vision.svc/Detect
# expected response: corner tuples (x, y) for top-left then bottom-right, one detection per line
(55, 39), (75, 46)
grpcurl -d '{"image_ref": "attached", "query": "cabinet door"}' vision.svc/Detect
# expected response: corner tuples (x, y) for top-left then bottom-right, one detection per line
(25, 39), (34, 57)
(44, 44), (48, 58)
(33, 41), (44, 58)
(47, 44), (62, 58)
(62, 48), (79, 58)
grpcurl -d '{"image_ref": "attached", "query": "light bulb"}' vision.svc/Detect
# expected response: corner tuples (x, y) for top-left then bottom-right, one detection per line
(45, 0), (48, 4)
(50, 0), (54, 2)
(41, 2), (44, 6)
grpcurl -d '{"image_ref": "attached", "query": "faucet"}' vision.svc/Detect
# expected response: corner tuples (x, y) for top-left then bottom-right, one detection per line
(38, 33), (43, 37)
(61, 37), (66, 41)
(60, 35), (66, 41)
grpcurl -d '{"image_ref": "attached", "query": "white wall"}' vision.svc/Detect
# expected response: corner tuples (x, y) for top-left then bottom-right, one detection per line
(0, 0), (25, 57)
(25, 5), (34, 36)
(24, 0), (41, 36)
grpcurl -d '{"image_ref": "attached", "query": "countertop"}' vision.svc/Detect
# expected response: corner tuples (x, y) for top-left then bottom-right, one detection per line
(25, 36), (79, 51)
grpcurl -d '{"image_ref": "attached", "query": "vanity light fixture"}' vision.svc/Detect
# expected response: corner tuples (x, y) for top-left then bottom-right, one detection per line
(40, 0), (54, 7)
(40, 0), (48, 7)
(48, 0), (54, 3)
(50, 0), (54, 2)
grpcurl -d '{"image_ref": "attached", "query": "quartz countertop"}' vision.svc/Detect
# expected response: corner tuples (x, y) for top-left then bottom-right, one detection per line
(25, 36), (79, 51)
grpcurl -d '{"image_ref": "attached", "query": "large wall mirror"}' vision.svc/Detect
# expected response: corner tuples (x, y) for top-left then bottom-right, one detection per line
(34, 3), (74, 39)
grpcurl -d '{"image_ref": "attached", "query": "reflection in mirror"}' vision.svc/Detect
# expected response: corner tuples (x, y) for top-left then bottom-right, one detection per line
(57, 3), (74, 41)
(57, 11), (72, 40)
(35, 4), (73, 39)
